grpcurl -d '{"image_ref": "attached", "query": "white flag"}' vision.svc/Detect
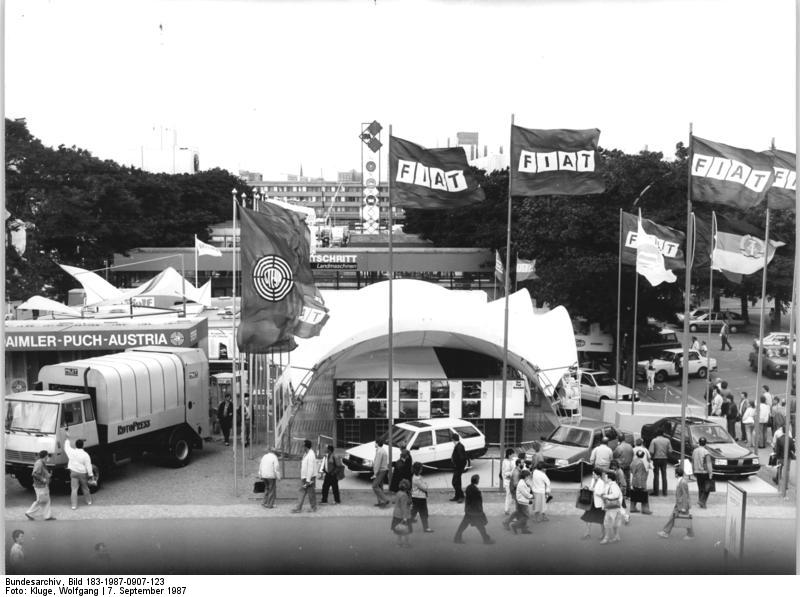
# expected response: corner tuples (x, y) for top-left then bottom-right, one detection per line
(495, 250), (504, 282)
(195, 236), (222, 257)
(635, 214), (677, 286)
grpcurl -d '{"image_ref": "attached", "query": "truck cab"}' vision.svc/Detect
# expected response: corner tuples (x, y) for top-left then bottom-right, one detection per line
(4, 390), (97, 488)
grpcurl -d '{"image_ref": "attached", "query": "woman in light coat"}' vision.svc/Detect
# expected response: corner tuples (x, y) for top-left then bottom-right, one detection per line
(742, 400), (756, 448)
(580, 468), (606, 540)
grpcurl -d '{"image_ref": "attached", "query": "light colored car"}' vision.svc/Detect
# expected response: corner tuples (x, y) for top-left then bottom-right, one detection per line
(636, 348), (717, 383)
(579, 370), (637, 405)
(752, 332), (795, 352)
(342, 418), (486, 473)
(684, 310), (747, 333)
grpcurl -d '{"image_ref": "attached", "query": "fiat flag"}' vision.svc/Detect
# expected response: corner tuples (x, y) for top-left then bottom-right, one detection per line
(763, 148), (796, 211)
(389, 136), (485, 209)
(237, 203), (328, 353)
(691, 136), (775, 210)
(510, 126), (605, 197)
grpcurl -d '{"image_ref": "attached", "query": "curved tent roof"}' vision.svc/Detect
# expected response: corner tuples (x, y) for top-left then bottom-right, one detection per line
(287, 279), (577, 397)
(17, 296), (83, 318)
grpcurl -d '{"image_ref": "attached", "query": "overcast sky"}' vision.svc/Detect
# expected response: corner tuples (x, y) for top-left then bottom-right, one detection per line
(5, 0), (796, 180)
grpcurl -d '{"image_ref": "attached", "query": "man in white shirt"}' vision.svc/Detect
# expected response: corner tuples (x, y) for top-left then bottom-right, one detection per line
(258, 447), (281, 509)
(64, 429), (94, 510)
(757, 391), (772, 449)
(501, 448), (517, 515)
(530, 462), (551, 522)
(590, 437), (614, 471)
(292, 439), (317, 513)
(371, 438), (390, 507)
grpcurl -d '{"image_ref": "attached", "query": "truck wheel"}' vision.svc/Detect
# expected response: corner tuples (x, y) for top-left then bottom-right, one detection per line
(168, 430), (193, 468)
(15, 469), (33, 490)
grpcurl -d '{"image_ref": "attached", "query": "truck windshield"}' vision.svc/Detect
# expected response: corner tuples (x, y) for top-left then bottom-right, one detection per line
(5, 401), (59, 434)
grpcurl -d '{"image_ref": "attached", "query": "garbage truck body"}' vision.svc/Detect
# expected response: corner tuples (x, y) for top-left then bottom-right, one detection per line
(5, 346), (208, 489)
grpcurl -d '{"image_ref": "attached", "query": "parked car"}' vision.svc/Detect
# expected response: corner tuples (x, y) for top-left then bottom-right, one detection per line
(640, 416), (759, 477)
(683, 310), (747, 333)
(636, 348), (717, 382)
(342, 418), (486, 473)
(579, 370), (638, 406)
(637, 326), (682, 361)
(527, 421), (632, 480)
(752, 332), (795, 351)
(749, 346), (795, 378)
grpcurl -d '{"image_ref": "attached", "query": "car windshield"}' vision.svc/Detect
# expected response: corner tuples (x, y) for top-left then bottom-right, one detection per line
(657, 351), (679, 361)
(689, 424), (733, 444)
(547, 427), (592, 448)
(4, 400), (59, 434)
(590, 373), (616, 386)
(379, 426), (415, 448)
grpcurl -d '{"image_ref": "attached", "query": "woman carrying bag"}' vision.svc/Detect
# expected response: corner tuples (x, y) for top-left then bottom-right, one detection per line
(580, 468), (606, 540)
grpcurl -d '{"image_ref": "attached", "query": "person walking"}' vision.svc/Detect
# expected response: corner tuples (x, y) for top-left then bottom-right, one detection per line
(609, 460), (629, 524)
(530, 461), (551, 523)
(691, 336), (700, 352)
(501, 448), (516, 515)
(657, 466), (695, 540)
(371, 438), (390, 508)
(699, 340), (708, 357)
(646, 358), (656, 391)
(25, 450), (56, 521)
(613, 435), (634, 492)
(725, 395), (739, 439)
(510, 469), (534, 534)
(600, 469), (623, 544)
(691, 437), (714, 509)
(240, 394), (251, 448)
(390, 445), (413, 494)
(449, 433), (467, 503)
(217, 394), (234, 446)
(528, 443), (544, 470)
(292, 439), (317, 513)
(390, 478), (413, 548)
(720, 320), (733, 351)
(758, 391), (772, 448)
(742, 399), (756, 449)
(738, 392), (750, 443)
(64, 429), (94, 510)
(258, 446), (281, 508)
(710, 388), (724, 417)
(502, 458), (525, 531)
(453, 475), (495, 545)
(319, 444), (343, 505)
(773, 430), (795, 486)
(629, 448), (652, 515)
(648, 430), (670, 496)
(581, 469), (606, 540)
(410, 462), (434, 533)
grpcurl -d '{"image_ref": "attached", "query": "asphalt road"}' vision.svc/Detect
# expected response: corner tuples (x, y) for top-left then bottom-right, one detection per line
(7, 512), (796, 575)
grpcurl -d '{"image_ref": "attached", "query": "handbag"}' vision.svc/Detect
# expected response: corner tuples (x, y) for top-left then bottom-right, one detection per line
(253, 480), (266, 493)
(768, 452), (778, 466)
(87, 477), (98, 489)
(393, 521), (410, 536)
(576, 487), (593, 511)
(603, 497), (620, 509)
(707, 478), (716, 493)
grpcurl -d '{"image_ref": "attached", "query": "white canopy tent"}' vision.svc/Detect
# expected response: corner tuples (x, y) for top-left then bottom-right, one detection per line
(283, 279), (578, 399)
(16, 295), (83, 318)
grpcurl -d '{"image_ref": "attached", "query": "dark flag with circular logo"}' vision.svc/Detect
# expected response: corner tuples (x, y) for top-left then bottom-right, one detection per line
(237, 203), (329, 353)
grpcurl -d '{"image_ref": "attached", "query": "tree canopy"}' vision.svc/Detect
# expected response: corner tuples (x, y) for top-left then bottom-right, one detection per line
(403, 144), (796, 331)
(5, 118), (246, 301)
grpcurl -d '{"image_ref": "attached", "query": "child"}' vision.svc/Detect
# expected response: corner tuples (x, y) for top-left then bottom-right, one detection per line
(9, 530), (24, 573)
(390, 478), (413, 548)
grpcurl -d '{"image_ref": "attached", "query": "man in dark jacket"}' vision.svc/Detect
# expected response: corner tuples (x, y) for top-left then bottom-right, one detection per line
(217, 394), (234, 446)
(450, 434), (467, 503)
(453, 475), (495, 545)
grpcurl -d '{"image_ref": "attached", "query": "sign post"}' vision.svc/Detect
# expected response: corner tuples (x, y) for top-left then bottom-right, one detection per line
(724, 481), (747, 571)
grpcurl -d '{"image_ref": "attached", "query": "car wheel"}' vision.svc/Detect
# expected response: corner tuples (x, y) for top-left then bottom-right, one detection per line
(689, 324), (698, 333)
(600, 396), (609, 402)
(654, 370), (667, 383)
(697, 367), (708, 379)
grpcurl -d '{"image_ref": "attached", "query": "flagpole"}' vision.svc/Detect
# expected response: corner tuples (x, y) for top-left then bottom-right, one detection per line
(387, 125), (394, 485)
(630, 210), (641, 415)
(231, 188), (238, 496)
(180, 253), (186, 318)
(780, 260), (796, 496)
(753, 208), (771, 452)
(514, 254), (519, 293)
(615, 209), (623, 404)
(194, 235), (199, 288)
(705, 213), (715, 412)
(679, 125), (694, 467)
(499, 114), (514, 469)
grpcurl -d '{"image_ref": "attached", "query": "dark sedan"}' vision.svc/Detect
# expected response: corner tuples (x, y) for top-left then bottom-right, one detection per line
(640, 416), (760, 478)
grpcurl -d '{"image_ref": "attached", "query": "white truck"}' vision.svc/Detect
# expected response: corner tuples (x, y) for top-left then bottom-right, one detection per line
(4, 346), (208, 490)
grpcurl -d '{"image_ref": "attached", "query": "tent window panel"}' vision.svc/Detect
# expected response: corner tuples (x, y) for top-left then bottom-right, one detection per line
(336, 400), (355, 419)
(367, 381), (386, 398)
(336, 381), (355, 399)
(430, 380), (449, 399)
(399, 400), (418, 419)
(367, 400), (387, 418)
(462, 381), (481, 418)
(431, 399), (449, 417)
(398, 381), (418, 399)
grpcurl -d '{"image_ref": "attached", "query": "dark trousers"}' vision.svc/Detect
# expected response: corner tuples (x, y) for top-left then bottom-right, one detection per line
(220, 420), (232, 444)
(622, 467), (631, 495)
(652, 459), (668, 494)
(512, 502), (530, 531)
(261, 478), (277, 507)
(452, 466), (465, 499)
(721, 335), (732, 350)
(411, 497), (430, 529)
(321, 472), (340, 503)
(695, 473), (710, 506)
(454, 515), (492, 543)
(740, 419), (747, 442)
(727, 419), (737, 439)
